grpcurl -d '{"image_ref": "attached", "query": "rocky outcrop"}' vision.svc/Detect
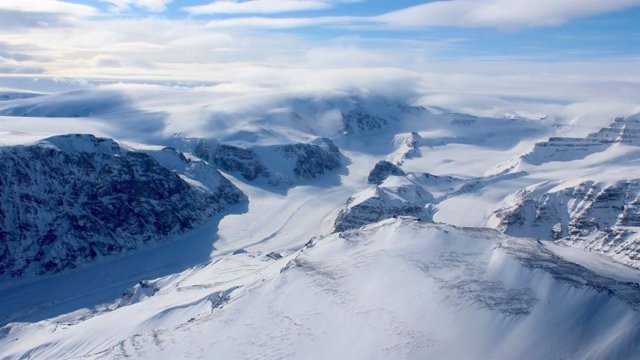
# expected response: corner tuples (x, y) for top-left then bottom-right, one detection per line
(0, 134), (245, 277)
(213, 144), (271, 181)
(496, 180), (640, 268)
(367, 160), (405, 185)
(335, 176), (434, 232)
(280, 138), (342, 179)
(391, 132), (423, 164)
(523, 115), (640, 165)
(341, 104), (387, 135)
(188, 137), (342, 185)
(191, 139), (268, 181)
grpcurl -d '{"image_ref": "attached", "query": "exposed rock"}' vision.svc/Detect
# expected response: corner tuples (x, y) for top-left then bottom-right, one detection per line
(187, 137), (342, 185)
(367, 160), (405, 185)
(341, 104), (387, 135)
(335, 176), (434, 232)
(0, 134), (244, 277)
(279, 138), (342, 179)
(391, 132), (423, 164)
(213, 144), (271, 181)
(523, 115), (640, 165)
(496, 180), (640, 268)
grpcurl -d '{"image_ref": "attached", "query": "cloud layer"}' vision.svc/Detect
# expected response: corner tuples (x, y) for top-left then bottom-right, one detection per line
(378, 0), (640, 29)
(0, 0), (638, 122)
(185, 0), (345, 15)
(101, 0), (173, 12)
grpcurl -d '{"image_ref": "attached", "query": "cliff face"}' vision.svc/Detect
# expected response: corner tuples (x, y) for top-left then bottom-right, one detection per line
(367, 160), (405, 185)
(0, 134), (244, 277)
(341, 104), (388, 135)
(523, 116), (640, 165)
(497, 180), (640, 268)
(189, 137), (342, 185)
(335, 176), (434, 232)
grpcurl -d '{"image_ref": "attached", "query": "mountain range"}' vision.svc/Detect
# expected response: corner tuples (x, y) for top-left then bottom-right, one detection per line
(0, 88), (639, 359)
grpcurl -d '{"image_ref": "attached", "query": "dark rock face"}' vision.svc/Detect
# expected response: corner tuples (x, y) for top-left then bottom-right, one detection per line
(280, 138), (341, 179)
(341, 105), (387, 135)
(212, 144), (270, 181)
(0, 134), (244, 277)
(334, 198), (426, 233)
(367, 161), (405, 185)
(497, 180), (640, 267)
(334, 177), (434, 232)
(190, 137), (342, 184)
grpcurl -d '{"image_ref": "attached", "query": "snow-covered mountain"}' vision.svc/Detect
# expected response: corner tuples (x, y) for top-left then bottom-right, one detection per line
(522, 115), (640, 165)
(0, 134), (244, 277)
(0, 88), (639, 359)
(497, 179), (640, 267)
(181, 136), (343, 186)
(486, 115), (640, 267)
(334, 175), (434, 231)
(2, 219), (639, 359)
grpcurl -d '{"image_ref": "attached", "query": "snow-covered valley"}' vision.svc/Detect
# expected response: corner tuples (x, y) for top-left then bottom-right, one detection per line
(1, 88), (640, 359)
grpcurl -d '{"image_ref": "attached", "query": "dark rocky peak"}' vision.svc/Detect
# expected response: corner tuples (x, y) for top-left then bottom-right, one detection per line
(368, 160), (405, 185)
(341, 103), (388, 135)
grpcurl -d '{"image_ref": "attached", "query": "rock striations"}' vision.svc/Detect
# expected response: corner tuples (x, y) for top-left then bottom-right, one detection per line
(189, 137), (342, 185)
(0, 134), (244, 277)
(497, 180), (640, 268)
(335, 175), (434, 232)
(523, 115), (640, 165)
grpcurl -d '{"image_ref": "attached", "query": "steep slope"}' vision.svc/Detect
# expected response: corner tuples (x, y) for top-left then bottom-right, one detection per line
(522, 115), (640, 165)
(335, 176), (434, 231)
(497, 179), (640, 268)
(1, 219), (638, 360)
(0, 134), (244, 277)
(183, 137), (343, 186)
(367, 160), (405, 185)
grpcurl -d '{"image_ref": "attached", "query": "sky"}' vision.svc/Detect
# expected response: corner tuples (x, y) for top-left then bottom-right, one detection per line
(0, 0), (639, 118)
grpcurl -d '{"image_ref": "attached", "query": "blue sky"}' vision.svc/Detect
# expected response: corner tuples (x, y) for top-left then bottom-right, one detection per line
(55, 0), (640, 61)
(0, 0), (639, 116)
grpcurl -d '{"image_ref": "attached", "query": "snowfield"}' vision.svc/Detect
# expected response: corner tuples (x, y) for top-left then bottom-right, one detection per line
(1, 87), (640, 359)
(2, 219), (640, 359)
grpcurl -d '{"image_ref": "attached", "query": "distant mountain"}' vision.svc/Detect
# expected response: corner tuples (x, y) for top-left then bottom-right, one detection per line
(497, 179), (640, 268)
(0, 89), (639, 360)
(176, 136), (343, 187)
(523, 115), (640, 165)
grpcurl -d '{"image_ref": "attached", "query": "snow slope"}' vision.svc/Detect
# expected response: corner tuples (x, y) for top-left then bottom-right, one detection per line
(1, 219), (638, 360)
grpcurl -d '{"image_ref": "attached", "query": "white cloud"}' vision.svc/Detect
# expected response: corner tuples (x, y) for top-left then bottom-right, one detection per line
(204, 15), (354, 28)
(0, 0), (96, 16)
(0, 0), (96, 31)
(200, 0), (640, 30)
(377, 0), (640, 29)
(0, 0), (639, 126)
(100, 0), (173, 13)
(185, 0), (355, 15)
